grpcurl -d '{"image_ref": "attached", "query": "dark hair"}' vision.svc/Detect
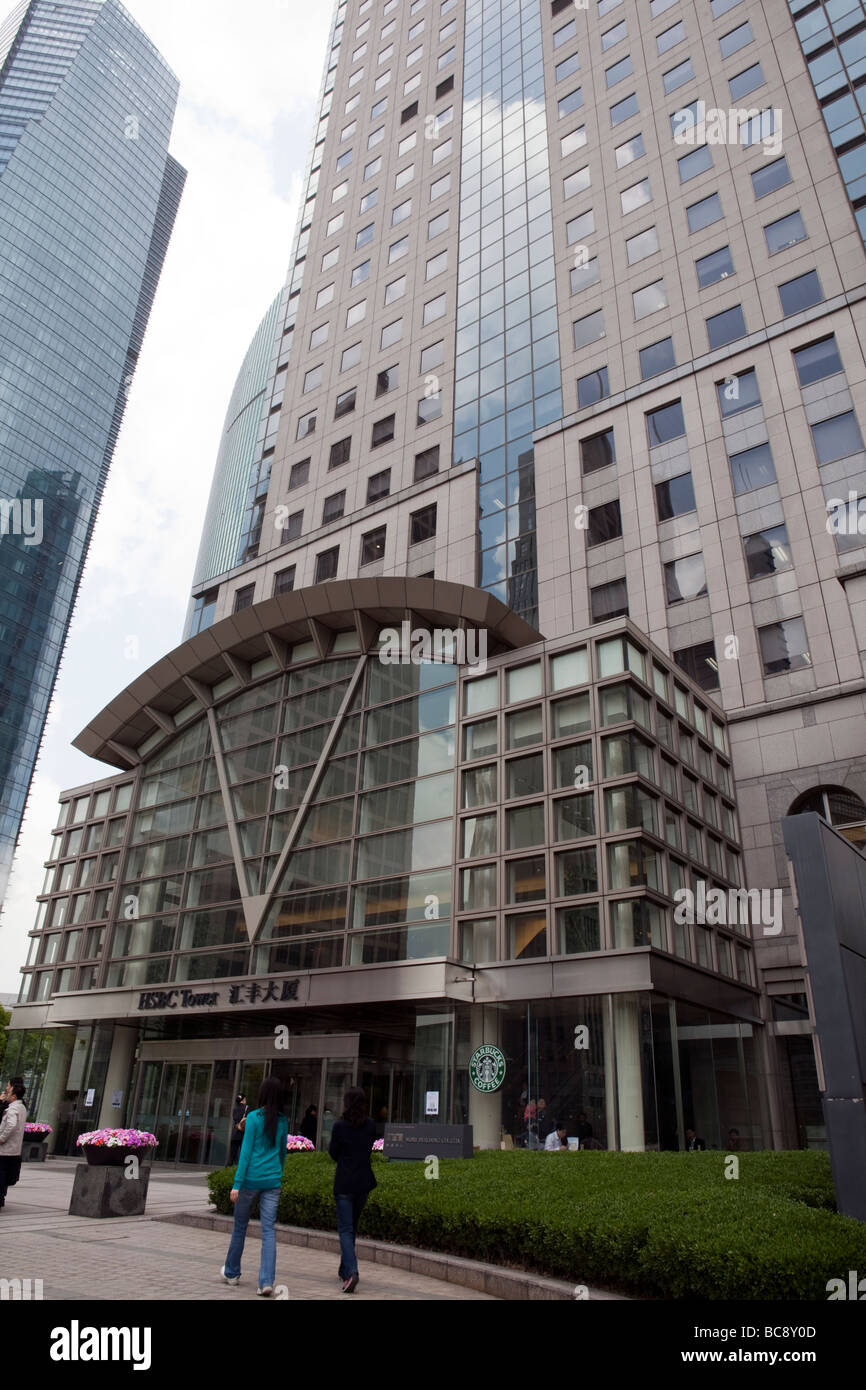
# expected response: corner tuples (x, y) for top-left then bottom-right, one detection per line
(8, 1077), (23, 1088)
(257, 1077), (284, 1144)
(341, 1087), (368, 1128)
(8, 1082), (25, 1100)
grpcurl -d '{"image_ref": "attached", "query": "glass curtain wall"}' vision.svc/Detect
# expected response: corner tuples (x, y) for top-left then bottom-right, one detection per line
(455, 0), (563, 627)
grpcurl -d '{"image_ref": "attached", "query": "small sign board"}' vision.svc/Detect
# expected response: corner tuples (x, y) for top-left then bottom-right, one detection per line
(84, 1088), (95, 1108)
(384, 1123), (474, 1159)
(111, 1090), (123, 1109)
(425, 1090), (439, 1116)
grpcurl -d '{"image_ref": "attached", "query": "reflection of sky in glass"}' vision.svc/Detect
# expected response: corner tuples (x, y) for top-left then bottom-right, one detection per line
(454, 0), (563, 627)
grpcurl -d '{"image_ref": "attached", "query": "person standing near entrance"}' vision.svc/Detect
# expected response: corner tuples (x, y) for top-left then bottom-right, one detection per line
(328, 1087), (376, 1294)
(0, 1080), (27, 1211)
(229, 1094), (247, 1165)
(221, 1078), (288, 1295)
(298, 1104), (318, 1146)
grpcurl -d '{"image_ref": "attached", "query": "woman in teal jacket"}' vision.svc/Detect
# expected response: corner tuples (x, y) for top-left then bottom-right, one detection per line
(221, 1076), (288, 1295)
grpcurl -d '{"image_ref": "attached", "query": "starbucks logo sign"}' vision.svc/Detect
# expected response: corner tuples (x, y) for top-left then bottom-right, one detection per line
(469, 1044), (506, 1093)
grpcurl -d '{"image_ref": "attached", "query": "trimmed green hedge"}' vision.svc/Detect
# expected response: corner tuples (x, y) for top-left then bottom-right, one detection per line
(206, 1149), (865, 1300)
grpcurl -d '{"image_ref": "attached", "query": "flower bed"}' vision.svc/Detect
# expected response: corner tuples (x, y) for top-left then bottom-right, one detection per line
(372, 1138), (384, 1153)
(286, 1134), (315, 1152)
(76, 1128), (158, 1150)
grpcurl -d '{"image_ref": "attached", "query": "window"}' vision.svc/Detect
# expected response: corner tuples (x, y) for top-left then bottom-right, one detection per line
(367, 469), (390, 504)
(315, 284), (335, 310)
(554, 18), (576, 47)
(793, 337), (843, 388)
(706, 304), (746, 349)
(728, 442), (776, 494)
(341, 343), (361, 372)
(664, 554), (707, 605)
(410, 503), (437, 543)
(381, 319), (403, 349)
(321, 246), (340, 272)
(415, 445), (440, 481)
(335, 148), (353, 172)
(577, 366), (609, 408)
(602, 19), (627, 49)
(573, 309), (605, 349)
(359, 188), (378, 213)
(729, 63), (763, 101)
(420, 341), (445, 373)
(626, 226), (659, 265)
(326, 212), (344, 236)
(695, 245), (734, 288)
(811, 412), (864, 465)
(368, 126), (385, 148)
(591, 578), (628, 622)
(655, 472), (696, 520)
(355, 224), (374, 249)
(418, 393), (442, 425)
(432, 138), (452, 168)
(402, 101), (419, 123)
(322, 491), (345, 525)
(435, 75), (454, 99)
(376, 365), (399, 396)
(567, 209), (595, 245)
(657, 19), (685, 53)
(389, 235), (409, 263)
(610, 92), (638, 125)
(759, 618), (811, 675)
(426, 250), (448, 280)
(438, 47), (455, 70)
(364, 156), (382, 180)
(687, 192), (722, 233)
(621, 178), (651, 214)
(297, 410), (316, 441)
(587, 500), (622, 546)
(556, 52), (580, 83)
(752, 157), (791, 199)
(289, 459), (310, 490)
(234, 585), (255, 613)
(428, 210), (449, 239)
(281, 511), (303, 542)
(309, 323), (329, 349)
(424, 293), (446, 325)
(765, 211), (807, 255)
(334, 388), (356, 418)
(633, 279), (668, 319)
(606, 55), (633, 88)
(717, 367), (760, 416)
(779, 269), (824, 317)
(615, 132), (644, 168)
(273, 567), (295, 597)
(558, 87), (584, 117)
(372, 416), (396, 447)
(385, 275), (406, 304)
(398, 132), (417, 156)
(430, 173), (451, 199)
(720, 20), (752, 57)
(744, 523), (792, 580)
(673, 641), (718, 691)
(639, 337), (675, 380)
(341, 121), (356, 142)
(315, 548), (339, 583)
(395, 164), (414, 190)
(678, 145), (712, 182)
(664, 57), (694, 94)
(646, 399), (684, 447)
(392, 199), (412, 225)
(581, 428), (615, 474)
(571, 256), (601, 293)
(329, 437), (351, 470)
(710, 0), (742, 14)
(563, 165), (591, 199)
(361, 526), (386, 565)
(560, 129), (588, 166)
(331, 180), (348, 204)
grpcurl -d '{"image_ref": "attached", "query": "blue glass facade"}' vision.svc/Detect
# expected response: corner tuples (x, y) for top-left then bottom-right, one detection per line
(454, 0), (563, 628)
(788, 0), (866, 246)
(0, 0), (184, 905)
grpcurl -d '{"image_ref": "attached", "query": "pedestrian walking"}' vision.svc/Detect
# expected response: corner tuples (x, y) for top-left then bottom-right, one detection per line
(328, 1086), (376, 1294)
(0, 1080), (27, 1211)
(221, 1077), (288, 1295)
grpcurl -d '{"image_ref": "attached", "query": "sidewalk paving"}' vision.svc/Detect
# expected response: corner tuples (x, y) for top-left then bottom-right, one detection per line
(0, 1160), (494, 1301)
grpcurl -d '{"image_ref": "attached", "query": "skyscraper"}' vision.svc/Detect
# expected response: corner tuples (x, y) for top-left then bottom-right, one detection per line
(0, 0), (185, 906)
(7, 0), (866, 1155)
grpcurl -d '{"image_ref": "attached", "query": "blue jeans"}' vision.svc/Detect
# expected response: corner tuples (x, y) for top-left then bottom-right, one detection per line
(335, 1192), (368, 1279)
(224, 1187), (280, 1287)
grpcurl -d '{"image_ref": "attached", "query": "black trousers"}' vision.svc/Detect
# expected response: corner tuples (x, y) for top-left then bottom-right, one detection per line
(0, 1155), (22, 1205)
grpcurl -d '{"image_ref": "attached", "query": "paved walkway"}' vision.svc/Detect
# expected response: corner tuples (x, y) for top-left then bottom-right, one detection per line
(1, 1160), (494, 1301)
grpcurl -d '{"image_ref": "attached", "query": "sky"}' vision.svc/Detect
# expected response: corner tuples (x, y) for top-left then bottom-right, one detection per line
(0, 0), (335, 991)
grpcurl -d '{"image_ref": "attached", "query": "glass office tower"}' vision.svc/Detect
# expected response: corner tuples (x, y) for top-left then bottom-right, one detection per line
(0, 0), (185, 906)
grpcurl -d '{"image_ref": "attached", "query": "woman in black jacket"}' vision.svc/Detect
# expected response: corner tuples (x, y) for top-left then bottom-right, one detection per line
(328, 1087), (376, 1294)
